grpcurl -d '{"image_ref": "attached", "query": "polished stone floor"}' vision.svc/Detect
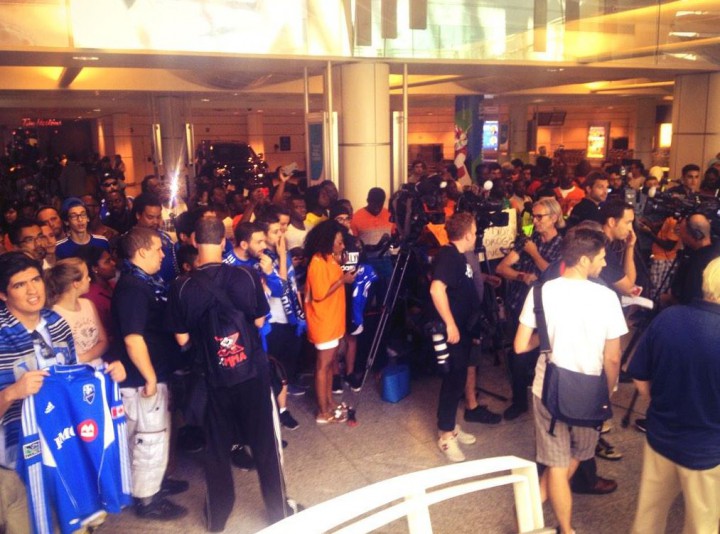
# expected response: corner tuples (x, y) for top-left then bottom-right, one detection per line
(100, 350), (685, 534)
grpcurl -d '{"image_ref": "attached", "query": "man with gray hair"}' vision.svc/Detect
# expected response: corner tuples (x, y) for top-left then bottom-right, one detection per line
(629, 257), (720, 533)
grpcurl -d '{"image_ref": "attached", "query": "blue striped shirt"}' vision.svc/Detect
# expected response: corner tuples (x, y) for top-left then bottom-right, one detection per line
(0, 304), (76, 468)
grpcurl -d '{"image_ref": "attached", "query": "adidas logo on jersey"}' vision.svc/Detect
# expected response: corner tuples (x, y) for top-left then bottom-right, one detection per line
(44, 402), (55, 414)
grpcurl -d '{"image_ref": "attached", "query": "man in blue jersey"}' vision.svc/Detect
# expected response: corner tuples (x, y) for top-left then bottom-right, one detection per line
(132, 193), (178, 286)
(0, 252), (125, 533)
(225, 221), (267, 269)
(55, 198), (110, 260)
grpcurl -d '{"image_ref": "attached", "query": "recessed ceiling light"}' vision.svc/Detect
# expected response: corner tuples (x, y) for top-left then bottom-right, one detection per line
(72, 56), (99, 61)
(201, 98), (210, 102)
(93, 108), (101, 112)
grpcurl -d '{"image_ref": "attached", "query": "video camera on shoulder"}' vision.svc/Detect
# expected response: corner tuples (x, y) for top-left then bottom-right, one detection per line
(455, 190), (509, 233)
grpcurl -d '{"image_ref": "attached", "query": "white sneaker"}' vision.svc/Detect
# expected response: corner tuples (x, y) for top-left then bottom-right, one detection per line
(438, 434), (465, 462)
(453, 424), (476, 445)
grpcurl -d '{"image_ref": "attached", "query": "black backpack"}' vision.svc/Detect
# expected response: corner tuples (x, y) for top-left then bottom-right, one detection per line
(190, 267), (265, 388)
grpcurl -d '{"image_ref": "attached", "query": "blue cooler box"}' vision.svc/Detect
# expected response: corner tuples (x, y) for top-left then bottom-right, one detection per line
(381, 364), (410, 403)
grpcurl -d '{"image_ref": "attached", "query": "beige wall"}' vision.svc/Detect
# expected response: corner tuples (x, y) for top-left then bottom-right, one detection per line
(406, 104), (635, 165)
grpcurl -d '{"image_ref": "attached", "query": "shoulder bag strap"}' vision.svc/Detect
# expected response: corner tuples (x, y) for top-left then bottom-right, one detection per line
(532, 283), (551, 354)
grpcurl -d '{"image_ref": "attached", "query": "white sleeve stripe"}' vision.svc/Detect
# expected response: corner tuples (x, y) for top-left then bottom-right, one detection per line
(117, 422), (132, 494)
(29, 462), (50, 534)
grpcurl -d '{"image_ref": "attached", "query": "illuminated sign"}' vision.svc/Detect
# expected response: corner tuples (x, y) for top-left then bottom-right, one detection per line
(21, 118), (63, 128)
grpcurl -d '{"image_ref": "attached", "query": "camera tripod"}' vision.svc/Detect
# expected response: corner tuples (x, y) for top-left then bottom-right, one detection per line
(345, 239), (417, 425)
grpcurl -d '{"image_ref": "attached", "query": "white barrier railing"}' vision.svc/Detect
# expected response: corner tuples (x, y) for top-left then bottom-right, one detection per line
(258, 455), (547, 534)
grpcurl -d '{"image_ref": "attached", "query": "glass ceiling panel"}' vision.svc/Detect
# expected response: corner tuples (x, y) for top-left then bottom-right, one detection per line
(0, 0), (716, 71)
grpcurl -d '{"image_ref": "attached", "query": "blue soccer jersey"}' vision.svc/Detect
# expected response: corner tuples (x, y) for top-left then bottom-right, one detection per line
(17, 365), (131, 534)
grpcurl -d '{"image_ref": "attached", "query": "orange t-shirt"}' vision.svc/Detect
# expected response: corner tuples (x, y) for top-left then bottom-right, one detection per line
(554, 186), (586, 216)
(350, 208), (395, 246)
(305, 254), (345, 344)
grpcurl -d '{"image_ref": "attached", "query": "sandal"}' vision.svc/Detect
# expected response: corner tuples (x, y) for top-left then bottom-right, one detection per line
(316, 411), (347, 425)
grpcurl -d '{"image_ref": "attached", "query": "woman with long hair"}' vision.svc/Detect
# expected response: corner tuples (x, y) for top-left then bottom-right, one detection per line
(45, 257), (108, 366)
(304, 220), (356, 423)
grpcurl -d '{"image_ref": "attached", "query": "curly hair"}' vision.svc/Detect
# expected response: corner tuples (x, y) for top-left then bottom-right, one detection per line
(304, 219), (342, 259)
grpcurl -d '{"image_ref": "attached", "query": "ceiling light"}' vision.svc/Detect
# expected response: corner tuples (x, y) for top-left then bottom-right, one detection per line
(72, 56), (99, 61)
(200, 98), (210, 102)
(93, 108), (101, 112)
(669, 32), (699, 38)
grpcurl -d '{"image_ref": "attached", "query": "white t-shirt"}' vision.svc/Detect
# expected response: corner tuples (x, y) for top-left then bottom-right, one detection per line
(285, 224), (308, 251)
(518, 277), (628, 398)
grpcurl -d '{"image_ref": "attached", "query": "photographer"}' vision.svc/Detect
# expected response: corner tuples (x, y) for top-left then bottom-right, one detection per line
(496, 197), (564, 420)
(430, 212), (481, 462)
(668, 212), (720, 305)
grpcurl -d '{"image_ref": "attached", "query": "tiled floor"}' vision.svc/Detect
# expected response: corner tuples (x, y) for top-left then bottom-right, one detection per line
(100, 351), (686, 533)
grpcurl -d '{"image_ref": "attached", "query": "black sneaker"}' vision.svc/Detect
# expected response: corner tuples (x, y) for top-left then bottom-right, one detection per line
(136, 497), (188, 521)
(160, 477), (189, 496)
(345, 373), (363, 392)
(177, 425), (205, 453)
(279, 409), (299, 430)
(502, 403), (528, 421)
(332, 375), (344, 394)
(464, 405), (502, 424)
(635, 418), (647, 433)
(230, 445), (255, 471)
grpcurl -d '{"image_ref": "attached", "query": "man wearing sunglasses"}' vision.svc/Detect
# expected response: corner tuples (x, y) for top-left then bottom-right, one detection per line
(55, 198), (110, 260)
(496, 197), (565, 421)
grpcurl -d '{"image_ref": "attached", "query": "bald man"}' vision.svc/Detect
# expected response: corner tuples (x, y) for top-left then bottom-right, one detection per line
(669, 213), (720, 304)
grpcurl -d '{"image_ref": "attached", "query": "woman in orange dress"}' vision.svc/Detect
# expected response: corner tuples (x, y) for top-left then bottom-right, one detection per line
(304, 220), (356, 423)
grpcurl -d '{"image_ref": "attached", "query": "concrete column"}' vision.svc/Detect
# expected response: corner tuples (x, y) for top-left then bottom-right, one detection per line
(509, 104), (529, 162)
(670, 72), (720, 178)
(338, 63), (391, 210)
(155, 96), (191, 183)
(634, 98), (655, 169)
(109, 113), (135, 184)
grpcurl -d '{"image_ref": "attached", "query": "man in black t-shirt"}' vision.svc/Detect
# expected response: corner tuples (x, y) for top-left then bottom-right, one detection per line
(430, 212), (481, 462)
(112, 227), (187, 521)
(566, 171), (609, 228)
(166, 217), (296, 531)
(600, 199), (639, 296)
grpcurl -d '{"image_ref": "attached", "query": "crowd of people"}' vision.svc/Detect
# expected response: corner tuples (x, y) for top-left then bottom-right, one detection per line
(0, 147), (719, 534)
